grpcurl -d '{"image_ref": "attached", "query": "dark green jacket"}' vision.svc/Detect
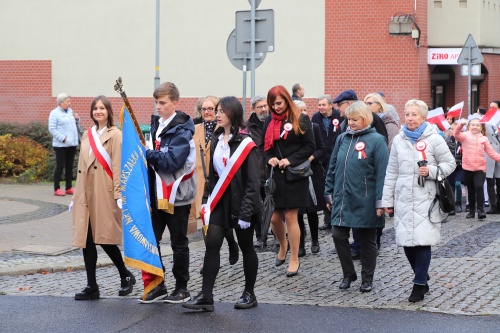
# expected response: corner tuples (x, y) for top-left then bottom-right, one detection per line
(324, 127), (389, 228)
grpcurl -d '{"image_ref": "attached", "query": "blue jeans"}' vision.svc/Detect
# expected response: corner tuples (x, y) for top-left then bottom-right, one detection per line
(403, 246), (431, 285)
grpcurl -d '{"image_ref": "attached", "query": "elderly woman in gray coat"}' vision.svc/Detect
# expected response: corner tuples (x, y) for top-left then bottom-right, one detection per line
(382, 99), (455, 303)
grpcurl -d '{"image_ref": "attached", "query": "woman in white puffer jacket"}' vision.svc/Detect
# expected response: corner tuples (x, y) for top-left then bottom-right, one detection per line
(382, 99), (456, 303)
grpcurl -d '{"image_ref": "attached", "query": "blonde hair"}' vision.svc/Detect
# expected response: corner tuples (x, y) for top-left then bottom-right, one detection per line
(345, 101), (373, 127)
(364, 93), (387, 113)
(467, 118), (486, 135)
(405, 99), (428, 118)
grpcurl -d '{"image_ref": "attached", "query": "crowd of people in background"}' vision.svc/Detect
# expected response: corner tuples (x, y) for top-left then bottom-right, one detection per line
(50, 82), (500, 310)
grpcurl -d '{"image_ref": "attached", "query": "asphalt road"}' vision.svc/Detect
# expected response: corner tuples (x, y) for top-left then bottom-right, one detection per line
(0, 296), (498, 333)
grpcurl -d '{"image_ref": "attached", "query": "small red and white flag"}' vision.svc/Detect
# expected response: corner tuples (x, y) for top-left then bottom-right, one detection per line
(480, 107), (500, 126)
(447, 102), (464, 119)
(427, 107), (450, 131)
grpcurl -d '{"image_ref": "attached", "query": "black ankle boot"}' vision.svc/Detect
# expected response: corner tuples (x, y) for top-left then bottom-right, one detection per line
(408, 284), (426, 303)
(478, 209), (486, 220)
(119, 272), (136, 296)
(466, 210), (475, 218)
(75, 285), (100, 300)
(182, 292), (214, 312)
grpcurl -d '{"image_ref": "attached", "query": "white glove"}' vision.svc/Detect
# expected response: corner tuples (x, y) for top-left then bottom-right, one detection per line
(238, 219), (251, 229)
(68, 201), (73, 213)
(116, 198), (123, 209)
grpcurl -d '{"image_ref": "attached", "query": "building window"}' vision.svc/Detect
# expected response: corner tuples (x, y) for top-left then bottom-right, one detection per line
(459, 0), (467, 8)
(434, 1), (442, 9)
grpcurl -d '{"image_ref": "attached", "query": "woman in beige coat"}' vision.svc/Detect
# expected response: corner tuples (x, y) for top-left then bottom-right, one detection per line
(191, 96), (239, 274)
(71, 95), (134, 300)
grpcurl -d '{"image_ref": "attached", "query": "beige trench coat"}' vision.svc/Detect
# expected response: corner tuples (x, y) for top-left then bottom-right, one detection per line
(72, 126), (122, 248)
(190, 123), (213, 219)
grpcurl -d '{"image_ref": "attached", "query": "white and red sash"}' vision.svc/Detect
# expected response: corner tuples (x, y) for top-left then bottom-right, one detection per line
(88, 127), (113, 179)
(200, 137), (256, 235)
(155, 164), (195, 214)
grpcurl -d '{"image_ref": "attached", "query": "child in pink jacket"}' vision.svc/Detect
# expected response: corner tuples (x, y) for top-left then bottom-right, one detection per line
(453, 118), (500, 219)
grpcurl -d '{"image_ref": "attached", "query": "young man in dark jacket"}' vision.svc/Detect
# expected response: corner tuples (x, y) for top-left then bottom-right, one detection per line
(140, 82), (197, 304)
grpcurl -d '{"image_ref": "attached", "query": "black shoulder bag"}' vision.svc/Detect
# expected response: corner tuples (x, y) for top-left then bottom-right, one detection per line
(428, 166), (455, 223)
(276, 143), (312, 181)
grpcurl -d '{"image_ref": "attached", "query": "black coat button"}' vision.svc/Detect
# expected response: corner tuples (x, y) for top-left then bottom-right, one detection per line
(78, 170), (81, 173)
(94, 166), (97, 169)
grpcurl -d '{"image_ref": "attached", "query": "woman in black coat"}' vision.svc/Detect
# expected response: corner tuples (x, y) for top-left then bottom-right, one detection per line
(294, 100), (326, 256)
(183, 96), (261, 312)
(261, 85), (315, 277)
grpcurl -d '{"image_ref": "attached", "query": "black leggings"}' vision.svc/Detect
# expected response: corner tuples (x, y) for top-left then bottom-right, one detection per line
(463, 170), (486, 211)
(298, 212), (319, 247)
(82, 223), (129, 287)
(202, 224), (258, 296)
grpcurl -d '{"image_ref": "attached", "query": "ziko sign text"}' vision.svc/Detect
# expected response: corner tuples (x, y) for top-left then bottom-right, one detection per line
(427, 48), (461, 65)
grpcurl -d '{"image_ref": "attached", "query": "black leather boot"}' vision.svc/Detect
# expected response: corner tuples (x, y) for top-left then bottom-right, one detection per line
(182, 292), (214, 312)
(75, 285), (100, 300)
(466, 210), (475, 218)
(478, 209), (486, 220)
(408, 284), (426, 303)
(118, 272), (136, 296)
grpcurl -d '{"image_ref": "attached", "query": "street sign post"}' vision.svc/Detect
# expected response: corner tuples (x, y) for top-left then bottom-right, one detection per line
(228, 1), (274, 104)
(226, 29), (266, 113)
(235, 9), (275, 54)
(457, 34), (484, 115)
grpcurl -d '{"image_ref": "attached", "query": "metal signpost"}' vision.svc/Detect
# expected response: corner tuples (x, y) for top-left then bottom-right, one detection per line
(226, 29), (266, 113)
(226, 0), (274, 112)
(457, 34), (484, 115)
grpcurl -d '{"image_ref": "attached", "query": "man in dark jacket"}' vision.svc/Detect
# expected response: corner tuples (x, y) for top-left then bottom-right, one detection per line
(331, 89), (388, 257)
(141, 82), (196, 304)
(311, 95), (342, 231)
(246, 95), (269, 247)
(291, 83), (305, 101)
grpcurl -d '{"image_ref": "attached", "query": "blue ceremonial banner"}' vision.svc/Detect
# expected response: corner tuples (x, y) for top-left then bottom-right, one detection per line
(120, 107), (163, 298)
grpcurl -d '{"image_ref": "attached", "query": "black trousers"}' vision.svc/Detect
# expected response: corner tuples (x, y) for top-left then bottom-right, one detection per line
(486, 177), (500, 208)
(53, 146), (76, 191)
(332, 226), (377, 283)
(152, 204), (191, 289)
(463, 170), (486, 211)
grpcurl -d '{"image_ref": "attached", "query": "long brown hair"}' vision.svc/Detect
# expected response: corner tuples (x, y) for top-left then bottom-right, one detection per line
(267, 85), (304, 135)
(90, 95), (114, 128)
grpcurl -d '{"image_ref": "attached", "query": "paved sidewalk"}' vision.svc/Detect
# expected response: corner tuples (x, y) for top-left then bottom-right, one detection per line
(0, 183), (499, 316)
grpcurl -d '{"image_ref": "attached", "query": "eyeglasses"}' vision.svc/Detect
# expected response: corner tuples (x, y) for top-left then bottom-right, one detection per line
(201, 107), (215, 113)
(216, 108), (225, 115)
(365, 102), (378, 106)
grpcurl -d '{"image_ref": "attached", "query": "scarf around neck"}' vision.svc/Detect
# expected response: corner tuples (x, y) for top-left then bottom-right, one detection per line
(264, 111), (288, 151)
(203, 120), (217, 145)
(403, 122), (428, 144)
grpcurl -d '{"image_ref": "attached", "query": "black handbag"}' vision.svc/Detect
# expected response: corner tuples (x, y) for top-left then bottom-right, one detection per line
(428, 166), (455, 223)
(276, 143), (312, 181)
(286, 159), (313, 181)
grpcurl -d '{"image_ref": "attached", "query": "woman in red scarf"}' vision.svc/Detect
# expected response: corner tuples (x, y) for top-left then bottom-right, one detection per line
(261, 85), (315, 277)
